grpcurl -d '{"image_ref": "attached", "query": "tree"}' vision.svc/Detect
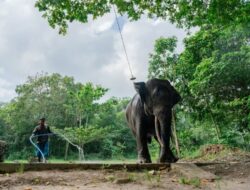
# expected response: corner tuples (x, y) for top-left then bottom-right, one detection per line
(0, 72), (137, 160)
(52, 125), (112, 160)
(0, 73), (78, 158)
(66, 83), (108, 127)
(148, 36), (178, 81)
(86, 97), (137, 159)
(0, 73), (110, 159)
(35, 0), (250, 34)
(187, 25), (250, 143)
(62, 83), (108, 159)
(0, 104), (10, 142)
(147, 23), (250, 150)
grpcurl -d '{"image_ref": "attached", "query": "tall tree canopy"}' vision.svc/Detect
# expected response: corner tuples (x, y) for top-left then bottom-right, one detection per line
(0, 73), (136, 160)
(148, 23), (250, 149)
(35, 0), (250, 34)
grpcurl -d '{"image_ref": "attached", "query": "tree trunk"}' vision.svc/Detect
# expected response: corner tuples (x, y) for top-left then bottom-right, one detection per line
(64, 141), (69, 160)
(210, 112), (221, 141)
(205, 99), (220, 141)
(79, 114), (82, 127)
(79, 144), (85, 161)
(85, 115), (89, 127)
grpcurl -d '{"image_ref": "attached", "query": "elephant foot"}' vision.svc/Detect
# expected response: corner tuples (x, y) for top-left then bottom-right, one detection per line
(158, 155), (178, 163)
(137, 156), (152, 164)
(166, 156), (178, 163)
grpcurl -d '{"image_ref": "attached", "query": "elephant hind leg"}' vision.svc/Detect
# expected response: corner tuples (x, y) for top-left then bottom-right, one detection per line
(165, 148), (178, 163)
(147, 136), (152, 144)
(158, 147), (178, 163)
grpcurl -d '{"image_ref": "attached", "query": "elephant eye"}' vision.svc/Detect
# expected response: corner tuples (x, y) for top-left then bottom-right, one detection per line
(153, 88), (161, 96)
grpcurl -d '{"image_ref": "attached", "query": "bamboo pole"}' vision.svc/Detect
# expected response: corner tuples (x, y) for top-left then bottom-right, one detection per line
(172, 110), (180, 157)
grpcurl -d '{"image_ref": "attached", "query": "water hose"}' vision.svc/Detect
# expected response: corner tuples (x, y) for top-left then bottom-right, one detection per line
(29, 133), (83, 163)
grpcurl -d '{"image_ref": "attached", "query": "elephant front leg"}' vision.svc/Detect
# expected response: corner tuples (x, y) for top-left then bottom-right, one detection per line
(156, 110), (178, 163)
(159, 146), (178, 163)
(136, 128), (151, 163)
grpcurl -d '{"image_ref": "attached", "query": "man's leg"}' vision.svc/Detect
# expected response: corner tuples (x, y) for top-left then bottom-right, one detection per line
(44, 142), (49, 162)
(36, 148), (41, 162)
(37, 143), (45, 162)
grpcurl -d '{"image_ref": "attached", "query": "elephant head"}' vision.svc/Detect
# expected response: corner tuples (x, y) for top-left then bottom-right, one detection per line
(134, 78), (181, 162)
(134, 79), (181, 115)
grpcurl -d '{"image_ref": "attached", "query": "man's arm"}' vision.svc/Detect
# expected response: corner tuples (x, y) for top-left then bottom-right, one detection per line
(32, 126), (38, 136)
(46, 126), (52, 134)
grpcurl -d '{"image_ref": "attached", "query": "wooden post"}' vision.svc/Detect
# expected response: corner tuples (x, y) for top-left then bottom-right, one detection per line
(172, 110), (180, 157)
(64, 141), (69, 160)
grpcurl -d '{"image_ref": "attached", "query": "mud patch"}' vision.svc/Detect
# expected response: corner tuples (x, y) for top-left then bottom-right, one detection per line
(200, 162), (250, 179)
(184, 144), (250, 162)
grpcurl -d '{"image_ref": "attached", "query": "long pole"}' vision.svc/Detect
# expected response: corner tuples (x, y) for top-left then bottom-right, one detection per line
(113, 5), (136, 80)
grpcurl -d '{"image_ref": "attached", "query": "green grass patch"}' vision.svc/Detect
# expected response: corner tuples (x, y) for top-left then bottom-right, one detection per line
(178, 177), (201, 188)
(4, 159), (137, 164)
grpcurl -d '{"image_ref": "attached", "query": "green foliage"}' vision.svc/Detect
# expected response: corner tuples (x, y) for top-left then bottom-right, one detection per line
(178, 177), (201, 188)
(148, 140), (160, 161)
(182, 25), (250, 140)
(94, 98), (136, 159)
(148, 23), (250, 153)
(66, 82), (108, 127)
(54, 125), (111, 147)
(0, 74), (137, 160)
(35, 0), (250, 34)
(2, 1), (250, 160)
(148, 37), (178, 80)
(16, 163), (25, 174)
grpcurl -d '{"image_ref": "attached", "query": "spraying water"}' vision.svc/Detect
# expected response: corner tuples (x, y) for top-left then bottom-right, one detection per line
(29, 132), (84, 163)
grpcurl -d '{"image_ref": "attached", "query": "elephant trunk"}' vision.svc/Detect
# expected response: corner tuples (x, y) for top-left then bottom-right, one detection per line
(155, 117), (164, 147)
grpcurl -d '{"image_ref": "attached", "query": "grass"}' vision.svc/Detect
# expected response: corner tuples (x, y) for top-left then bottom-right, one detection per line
(181, 148), (202, 160)
(178, 177), (201, 188)
(4, 160), (28, 163)
(4, 159), (137, 164)
(180, 144), (250, 162)
(16, 163), (25, 174)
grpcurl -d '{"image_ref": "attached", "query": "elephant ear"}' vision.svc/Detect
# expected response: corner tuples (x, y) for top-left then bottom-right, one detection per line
(134, 82), (147, 103)
(170, 85), (181, 106)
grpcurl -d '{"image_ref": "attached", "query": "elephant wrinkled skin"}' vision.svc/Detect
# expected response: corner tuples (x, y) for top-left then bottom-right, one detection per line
(126, 78), (181, 163)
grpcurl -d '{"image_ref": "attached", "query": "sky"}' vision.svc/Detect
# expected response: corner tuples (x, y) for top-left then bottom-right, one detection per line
(0, 0), (187, 102)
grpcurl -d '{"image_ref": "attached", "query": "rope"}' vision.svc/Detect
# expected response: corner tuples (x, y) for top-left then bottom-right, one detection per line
(112, 5), (136, 80)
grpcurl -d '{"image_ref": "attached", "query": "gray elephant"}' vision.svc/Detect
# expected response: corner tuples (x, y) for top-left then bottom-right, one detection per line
(126, 78), (181, 163)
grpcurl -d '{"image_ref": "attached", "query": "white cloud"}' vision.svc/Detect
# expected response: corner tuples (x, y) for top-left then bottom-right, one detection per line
(0, 0), (187, 102)
(0, 78), (16, 102)
(91, 14), (114, 33)
(0, 78), (11, 87)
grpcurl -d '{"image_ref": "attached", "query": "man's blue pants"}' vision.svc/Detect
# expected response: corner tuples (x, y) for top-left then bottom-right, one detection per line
(36, 142), (49, 160)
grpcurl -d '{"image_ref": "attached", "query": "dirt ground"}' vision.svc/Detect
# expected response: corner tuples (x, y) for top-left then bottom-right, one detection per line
(1, 145), (250, 190)
(0, 162), (250, 190)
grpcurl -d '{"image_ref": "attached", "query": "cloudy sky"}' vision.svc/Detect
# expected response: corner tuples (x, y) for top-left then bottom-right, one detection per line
(0, 0), (187, 102)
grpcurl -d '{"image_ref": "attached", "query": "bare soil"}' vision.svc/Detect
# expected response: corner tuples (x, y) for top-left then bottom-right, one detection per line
(1, 145), (250, 190)
(0, 162), (249, 190)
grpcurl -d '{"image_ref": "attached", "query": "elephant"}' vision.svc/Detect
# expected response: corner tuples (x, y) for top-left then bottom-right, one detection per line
(126, 78), (181, 163)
